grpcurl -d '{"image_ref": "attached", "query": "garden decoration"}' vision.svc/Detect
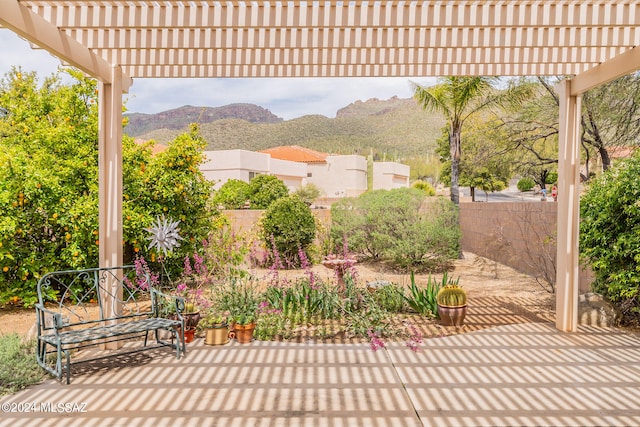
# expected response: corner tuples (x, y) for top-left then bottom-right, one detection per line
(322, 254), (357, 295)
(145, 214), (183, 255)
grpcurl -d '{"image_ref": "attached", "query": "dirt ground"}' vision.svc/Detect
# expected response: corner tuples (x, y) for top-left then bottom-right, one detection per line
(0, 252), (555, 340)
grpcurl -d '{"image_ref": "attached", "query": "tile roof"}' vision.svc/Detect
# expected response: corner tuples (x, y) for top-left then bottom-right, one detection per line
(260, 145), (327, 163)
(135, 139), (167, 155)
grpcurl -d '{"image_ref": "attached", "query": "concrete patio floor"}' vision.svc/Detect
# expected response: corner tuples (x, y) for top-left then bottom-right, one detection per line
(2, 322), (640, 427)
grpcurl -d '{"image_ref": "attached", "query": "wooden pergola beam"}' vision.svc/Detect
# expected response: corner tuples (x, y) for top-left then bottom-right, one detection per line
(0, 0), (131, 90)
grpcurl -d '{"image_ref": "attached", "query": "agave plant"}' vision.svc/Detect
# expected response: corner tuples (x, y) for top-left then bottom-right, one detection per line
(403, 272), (441, 318)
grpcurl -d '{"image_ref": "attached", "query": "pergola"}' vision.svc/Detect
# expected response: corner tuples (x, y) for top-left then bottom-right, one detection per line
(2, 1), (640, 333)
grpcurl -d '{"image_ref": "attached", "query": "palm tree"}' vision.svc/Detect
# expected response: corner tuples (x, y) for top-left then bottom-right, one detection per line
(413, 77), (533, 204)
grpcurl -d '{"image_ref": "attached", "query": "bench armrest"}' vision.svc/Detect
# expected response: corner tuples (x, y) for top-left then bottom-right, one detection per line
(150, 288), (185, 321)
(35, 303), (64, 331)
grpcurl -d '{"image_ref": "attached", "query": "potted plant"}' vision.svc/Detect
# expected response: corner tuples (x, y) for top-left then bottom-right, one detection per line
(436, 282), (467, 326)
(200, 312), (229, 346)
(218, 278), (259, 344)
(232, 313), (257, 344)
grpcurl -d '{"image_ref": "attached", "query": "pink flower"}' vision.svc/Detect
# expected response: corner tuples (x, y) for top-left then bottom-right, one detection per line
(367, 330), (385, 352)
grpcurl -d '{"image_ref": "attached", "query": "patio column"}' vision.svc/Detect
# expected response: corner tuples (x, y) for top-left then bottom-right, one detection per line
(555, 79), (582, 332)
(98, 66), (124, 335)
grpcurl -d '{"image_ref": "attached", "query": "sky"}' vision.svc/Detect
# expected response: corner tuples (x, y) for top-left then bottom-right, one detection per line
(0, 30), (436, 120)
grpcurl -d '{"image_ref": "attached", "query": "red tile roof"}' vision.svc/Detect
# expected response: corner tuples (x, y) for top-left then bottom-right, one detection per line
(260, 145), (327, 163)
(135, 138), (167, 155)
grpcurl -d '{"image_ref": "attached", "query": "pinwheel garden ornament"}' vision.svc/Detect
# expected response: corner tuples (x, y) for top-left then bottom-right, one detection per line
(145, 215), (183, 255)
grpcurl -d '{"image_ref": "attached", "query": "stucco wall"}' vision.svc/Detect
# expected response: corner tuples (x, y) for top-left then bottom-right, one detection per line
(372, 161), (410, 190)
(307, 155), (367, 197)
(222, 209), (332, 240)
(459, 201), (592, 292)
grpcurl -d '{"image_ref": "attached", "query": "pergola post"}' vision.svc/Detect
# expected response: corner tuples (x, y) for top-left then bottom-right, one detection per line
(555, 79), (582, 332)
(98, 66), (124, 337)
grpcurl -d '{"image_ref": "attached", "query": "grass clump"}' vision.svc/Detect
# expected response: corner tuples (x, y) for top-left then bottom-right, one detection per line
(0, 333), (45, 397)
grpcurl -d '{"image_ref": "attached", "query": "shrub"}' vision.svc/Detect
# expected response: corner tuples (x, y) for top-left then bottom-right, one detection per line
(580, 152), (640, 324)
(248, 174), (289, 209)
(0, 334), (45, 396)
(212, 179), (250, 209)
(331, 188), (460, 272)
(411, 180), (436, 196)
(260, 195), (316, 267)
(517, 177), (535, 191)
(293, 183), (322, 205)
(369, 282), (406, 313)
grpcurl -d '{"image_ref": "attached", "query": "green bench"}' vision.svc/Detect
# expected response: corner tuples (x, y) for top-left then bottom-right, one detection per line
(35, 266), (186, 384)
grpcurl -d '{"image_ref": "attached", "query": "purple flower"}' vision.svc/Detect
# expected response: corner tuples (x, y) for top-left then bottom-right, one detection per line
(367, 330), (385, 352)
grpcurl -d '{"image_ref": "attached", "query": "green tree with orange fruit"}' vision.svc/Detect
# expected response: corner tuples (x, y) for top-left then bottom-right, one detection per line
(0, 68), (212, 306)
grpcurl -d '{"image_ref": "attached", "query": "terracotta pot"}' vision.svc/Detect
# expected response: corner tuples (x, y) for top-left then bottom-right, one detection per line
(183, 326), (197, 343)
(183, 311), (201, 329)
(233, 322), (256, 344)
(438, 304), (467, 327)
(204, 324), (230, 346)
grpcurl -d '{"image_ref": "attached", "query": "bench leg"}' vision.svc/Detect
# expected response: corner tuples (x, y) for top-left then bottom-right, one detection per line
(65, 350), (71, 384)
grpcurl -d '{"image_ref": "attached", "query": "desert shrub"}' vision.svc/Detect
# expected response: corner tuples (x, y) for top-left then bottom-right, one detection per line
(411, 180), (436, 196)
(293, 183), (322, 205)
(213, 179), (250, 209)
(517, 177), (535, 191)
(260, 195), (316, 267)
(248, 174), (289, 209)
(0, 334), (45, 396)
(580, 152), (640, 324)
(369, 282), (406, 313)
(331, 188), (460, 272)
(388, 197), (460, 271)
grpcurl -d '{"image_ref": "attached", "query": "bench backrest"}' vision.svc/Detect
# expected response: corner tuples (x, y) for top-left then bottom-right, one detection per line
(36, 266), (155, 328)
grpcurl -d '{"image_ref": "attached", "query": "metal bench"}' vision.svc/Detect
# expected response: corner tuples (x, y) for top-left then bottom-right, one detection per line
(35, 266), (186, 384)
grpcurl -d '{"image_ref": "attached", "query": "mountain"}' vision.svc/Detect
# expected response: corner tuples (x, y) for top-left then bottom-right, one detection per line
(127, 97), (445, 159)
(125, 104), (282, 136)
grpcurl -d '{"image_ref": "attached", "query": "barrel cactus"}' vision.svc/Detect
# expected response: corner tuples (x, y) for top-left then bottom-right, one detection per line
(436, 285), (467, 307)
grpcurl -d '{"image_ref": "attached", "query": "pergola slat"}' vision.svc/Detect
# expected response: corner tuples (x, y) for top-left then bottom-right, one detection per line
(6, 0), (638, 79)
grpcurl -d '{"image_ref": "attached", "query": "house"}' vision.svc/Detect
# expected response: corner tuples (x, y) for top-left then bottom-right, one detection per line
(200, 150), (307, 191)
(373, 161), (410, 190)
(200, 146), (410, 199)
(260, 146), (368, 197)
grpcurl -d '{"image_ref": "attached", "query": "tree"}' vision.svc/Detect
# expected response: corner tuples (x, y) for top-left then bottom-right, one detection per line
(213, 179), (251, 209)
(581, 73), (640, 171)
(457, 114), (513, 201)
(503, 75), (640, 182)
(413, 77), (533, 204)
(0, 68), (213, 305)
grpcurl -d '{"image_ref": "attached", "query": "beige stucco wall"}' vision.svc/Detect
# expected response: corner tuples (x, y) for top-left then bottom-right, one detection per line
(308, 155), (367, 197)
(459, 201), (592, 292)
(372, 161), (410, 190)
(201, 150), (306, 191)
